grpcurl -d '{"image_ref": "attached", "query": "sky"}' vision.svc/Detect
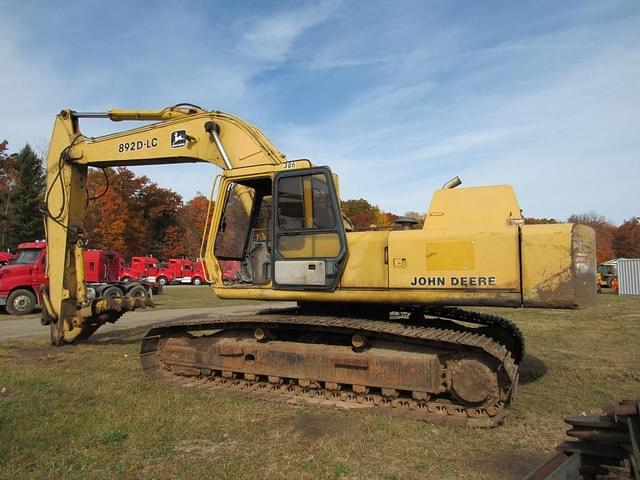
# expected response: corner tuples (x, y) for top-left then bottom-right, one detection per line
(1, 0), (638, 224)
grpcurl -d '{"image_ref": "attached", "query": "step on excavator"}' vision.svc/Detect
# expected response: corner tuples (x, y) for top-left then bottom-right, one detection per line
(42, 104), (597, 427)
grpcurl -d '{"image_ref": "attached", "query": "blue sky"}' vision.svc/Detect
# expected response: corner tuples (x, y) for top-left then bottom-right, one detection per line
(1, 0), (638, 223)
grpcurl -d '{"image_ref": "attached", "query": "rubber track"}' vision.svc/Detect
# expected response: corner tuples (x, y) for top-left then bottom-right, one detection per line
(423, 306), (525, 364)
(140, 313), (518, 428)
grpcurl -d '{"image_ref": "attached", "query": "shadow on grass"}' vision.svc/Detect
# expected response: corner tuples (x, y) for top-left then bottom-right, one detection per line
(84, 313), (213, 346)
(518, 354), (548, 385)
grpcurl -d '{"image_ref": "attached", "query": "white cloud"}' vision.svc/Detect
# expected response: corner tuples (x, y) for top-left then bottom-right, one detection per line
(271, 6), (640, 223)
(238, 0), (342, 64)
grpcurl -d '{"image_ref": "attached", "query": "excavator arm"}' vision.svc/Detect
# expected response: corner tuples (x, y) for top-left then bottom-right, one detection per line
(43, 105), (286, 344)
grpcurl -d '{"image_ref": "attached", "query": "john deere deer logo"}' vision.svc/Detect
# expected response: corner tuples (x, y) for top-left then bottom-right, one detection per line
(170, 130), (187, 148)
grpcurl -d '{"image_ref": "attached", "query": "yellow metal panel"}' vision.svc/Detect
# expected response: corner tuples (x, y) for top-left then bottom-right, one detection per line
(521, 224), (572, 307)
(425, 186), (522, 229)
(426, 241), (475, 271)
(388, 227), (520, 291)
(339, 231), (389, 288)
(521, 224), (596, 308)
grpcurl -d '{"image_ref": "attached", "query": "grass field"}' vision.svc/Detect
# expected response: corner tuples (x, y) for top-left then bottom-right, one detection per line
(1, 293), (639, 479)
(152, 285), (259, 310)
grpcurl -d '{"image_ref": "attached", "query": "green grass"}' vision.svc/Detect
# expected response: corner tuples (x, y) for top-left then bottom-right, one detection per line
(152, 285), (259, 310)
(1, 294), (639, 479)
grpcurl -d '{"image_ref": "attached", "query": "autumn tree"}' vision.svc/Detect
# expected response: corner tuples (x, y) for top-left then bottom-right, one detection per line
(179, 193), (212, 257)
(567, 213), (616, 263)
(341, 199), (385, 230)
(139, 182), (183, 257)
(85, 184), (130, 254)
(85, 167), (184, 258)
(613, 217), (640, 258)
(107, 168), (149, 255)
(3, 145), (46, 249)
(375, 211), (397, 229)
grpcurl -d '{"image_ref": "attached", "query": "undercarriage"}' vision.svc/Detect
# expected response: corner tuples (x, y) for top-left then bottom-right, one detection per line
(140, 306), (523, 427)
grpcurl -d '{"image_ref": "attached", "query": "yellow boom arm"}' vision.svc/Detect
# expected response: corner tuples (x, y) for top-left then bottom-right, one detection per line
(43, 105), (285, 344)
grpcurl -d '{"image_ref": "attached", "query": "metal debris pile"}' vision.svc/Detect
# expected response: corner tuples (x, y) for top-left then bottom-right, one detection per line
(524, 399), (640, 479)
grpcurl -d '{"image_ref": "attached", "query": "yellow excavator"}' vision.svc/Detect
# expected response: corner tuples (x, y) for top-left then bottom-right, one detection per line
(42, 104), (596, 427)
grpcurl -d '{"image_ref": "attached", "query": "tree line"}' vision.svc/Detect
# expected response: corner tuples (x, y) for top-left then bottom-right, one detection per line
(1, 140), (638, 264)
(0, 141), (210, 258)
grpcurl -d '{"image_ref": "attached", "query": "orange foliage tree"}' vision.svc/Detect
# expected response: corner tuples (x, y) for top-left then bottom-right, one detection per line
(86, 168), (143, 256)
(178, 193), (212, 258)
(341, 198), (394, 230)
(139, 182), (183, 257)
(613, 218), (640, 258)
(86, 167), (183, 258)
(85, 187), (130, 254)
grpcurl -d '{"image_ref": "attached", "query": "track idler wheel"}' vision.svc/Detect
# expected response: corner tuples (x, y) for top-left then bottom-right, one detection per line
(448, 359), (498, 405)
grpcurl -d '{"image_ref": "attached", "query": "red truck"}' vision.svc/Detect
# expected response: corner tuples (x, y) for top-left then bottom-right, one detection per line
(119, 256), (176, 286)
(165, 258), (208, 285)
(0, 241), (158, 315)
(85, 249), (123, 282)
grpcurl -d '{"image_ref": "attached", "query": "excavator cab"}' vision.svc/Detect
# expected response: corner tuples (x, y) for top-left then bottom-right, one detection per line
(212, 166), (348, 290)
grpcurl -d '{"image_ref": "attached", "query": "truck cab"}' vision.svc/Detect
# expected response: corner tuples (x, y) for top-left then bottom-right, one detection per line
(0, 241), (47, 314)
(166, 258), (208, 285)
(120, 256), (175, 285)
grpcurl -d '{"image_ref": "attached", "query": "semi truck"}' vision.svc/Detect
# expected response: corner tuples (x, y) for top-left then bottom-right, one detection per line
(119, 256), (176, 285)
(165, 258), (208, 285)
(0, 241), (157, 315)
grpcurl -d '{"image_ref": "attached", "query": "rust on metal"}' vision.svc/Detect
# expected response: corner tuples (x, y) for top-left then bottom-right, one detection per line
(523, 399), (640, 479)
(448, 358), (498, 405)
(140, 308), (522, 428)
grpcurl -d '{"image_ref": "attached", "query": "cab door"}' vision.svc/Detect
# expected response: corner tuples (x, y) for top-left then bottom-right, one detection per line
(272, 167), (347, 290)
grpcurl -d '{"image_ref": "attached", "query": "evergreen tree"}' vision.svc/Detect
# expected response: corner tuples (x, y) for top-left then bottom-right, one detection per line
(5, 144), (46, 249)
(0, 140), (16, 250)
